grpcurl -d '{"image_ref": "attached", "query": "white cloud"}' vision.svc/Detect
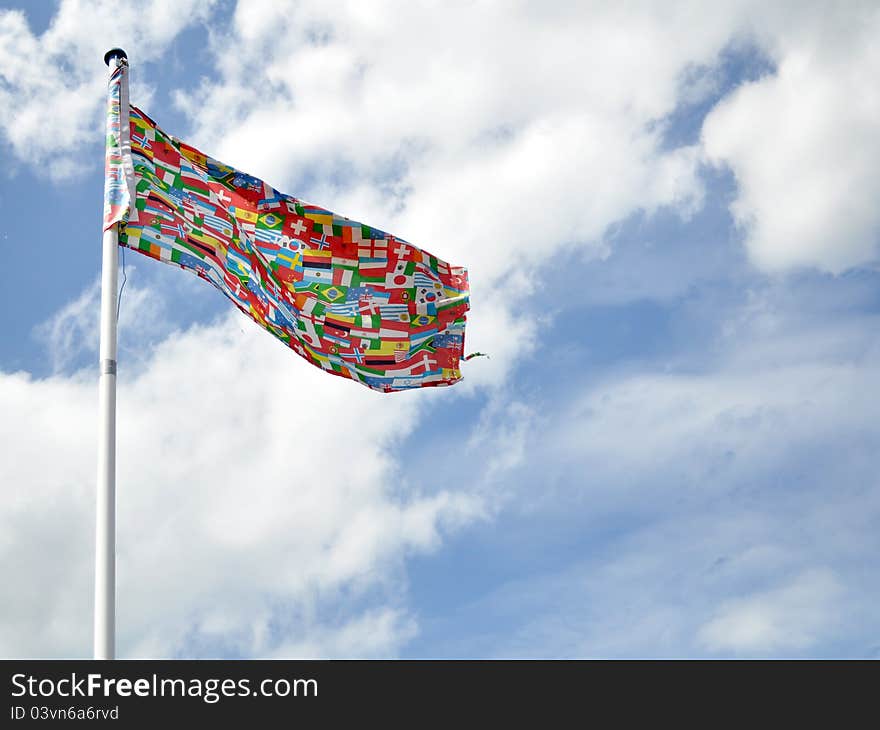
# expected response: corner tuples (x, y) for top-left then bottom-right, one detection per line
(698, 569), (842, 654)
(33, 269), (168, 373)
(34, 279), (102, 373)
(525, 314), (880, 537)
(0, 0), (215, 177)
(702, 3), (880, 273)
(177, 0), (733, 254)
(467, 397), (535, 486)
(0, 287), (483, 658)
(170, 1), (759, 371)
(268, 608), (418, 658)
(447, 282), (880, 657)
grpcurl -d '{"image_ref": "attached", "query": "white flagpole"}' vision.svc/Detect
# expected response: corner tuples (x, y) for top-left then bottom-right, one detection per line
(95, 46), (128, 660)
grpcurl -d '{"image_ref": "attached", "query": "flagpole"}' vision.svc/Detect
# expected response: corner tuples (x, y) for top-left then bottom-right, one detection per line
(95, 46), (127, 660)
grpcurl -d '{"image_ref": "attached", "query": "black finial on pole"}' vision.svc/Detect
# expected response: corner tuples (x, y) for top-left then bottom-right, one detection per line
(104, 47), (127, 67)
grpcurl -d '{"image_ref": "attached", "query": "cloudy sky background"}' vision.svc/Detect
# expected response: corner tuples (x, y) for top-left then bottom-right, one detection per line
(1, 0), (879, 657)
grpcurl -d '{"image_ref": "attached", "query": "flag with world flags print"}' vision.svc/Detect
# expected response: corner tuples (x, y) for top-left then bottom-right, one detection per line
(103, 74), (471, 393)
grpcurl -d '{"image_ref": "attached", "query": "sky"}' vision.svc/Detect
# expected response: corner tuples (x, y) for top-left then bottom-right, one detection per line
(1, 0), (879, 658)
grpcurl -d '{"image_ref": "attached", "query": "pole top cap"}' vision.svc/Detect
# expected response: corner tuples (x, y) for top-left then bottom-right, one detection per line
(103, 48), (128, 66)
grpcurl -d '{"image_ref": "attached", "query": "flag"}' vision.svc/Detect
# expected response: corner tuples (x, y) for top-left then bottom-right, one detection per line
(103, 81), (470, 393)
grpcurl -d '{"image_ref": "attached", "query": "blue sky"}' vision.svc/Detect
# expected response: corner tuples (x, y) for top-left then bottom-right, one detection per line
(1, 1), (879, 658)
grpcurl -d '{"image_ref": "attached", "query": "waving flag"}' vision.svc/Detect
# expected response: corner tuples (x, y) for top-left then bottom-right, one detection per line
(104, 81), (469, 393)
